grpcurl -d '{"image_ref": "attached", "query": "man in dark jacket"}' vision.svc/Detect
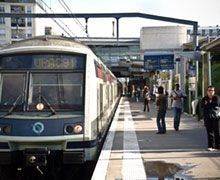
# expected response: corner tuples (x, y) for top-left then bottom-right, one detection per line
(156, 86), (167, 134)
(201, 85), (220, 151)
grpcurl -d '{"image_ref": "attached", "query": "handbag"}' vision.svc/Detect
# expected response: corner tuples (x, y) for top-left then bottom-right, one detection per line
(210, 106), (220, 119)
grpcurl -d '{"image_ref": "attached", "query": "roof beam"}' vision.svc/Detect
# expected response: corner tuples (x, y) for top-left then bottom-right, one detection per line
(0, 12), (197, 25)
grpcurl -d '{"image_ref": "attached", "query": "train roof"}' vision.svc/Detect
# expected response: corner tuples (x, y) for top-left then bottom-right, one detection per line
(0, 35), (117, 79)
(0, 35), (93, 55)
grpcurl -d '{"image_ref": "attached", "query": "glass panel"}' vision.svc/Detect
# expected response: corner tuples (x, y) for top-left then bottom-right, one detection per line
(11, 18), (26, 27)
(11, 5), (25, 13)
(0, 18), (5, 24)
(28, 73), (84, 111)
(0, 29), (6, 36)
(0, 73), (26, 110)
(26, 6), (31, 13)
(27, 18), (32, 27)
(0, 5), (5, 12)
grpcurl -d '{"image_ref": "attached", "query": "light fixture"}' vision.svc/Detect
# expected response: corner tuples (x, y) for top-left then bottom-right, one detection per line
(64, 124), (83, 134)
(36, 103), (44, 111)
(74, 125), (83, 134)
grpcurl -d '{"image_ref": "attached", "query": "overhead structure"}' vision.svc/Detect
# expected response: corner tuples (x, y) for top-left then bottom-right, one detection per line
(1, 12), (198, 48)
(1, 12), (199, 96)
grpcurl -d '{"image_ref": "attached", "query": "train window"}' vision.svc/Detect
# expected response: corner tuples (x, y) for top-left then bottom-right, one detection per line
(0, 73), (26, 111)
(28, 73), (84, 111)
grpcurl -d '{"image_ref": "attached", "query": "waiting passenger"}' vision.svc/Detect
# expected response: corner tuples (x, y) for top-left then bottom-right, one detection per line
(201, 85), (220, 151)
(170, 83), (187, 131)
(135, 87), (141, 102)
(142, 85), (150, 112)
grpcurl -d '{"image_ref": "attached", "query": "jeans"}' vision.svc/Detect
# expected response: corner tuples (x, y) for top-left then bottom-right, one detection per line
(205, 118), (219, 149)
(173, 107), (182, 130)
(156, 110), (166, 133)
(143, 99), (150, 112)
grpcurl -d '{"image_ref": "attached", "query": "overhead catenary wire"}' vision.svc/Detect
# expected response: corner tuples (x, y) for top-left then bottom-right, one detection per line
(57, 0), (89, 37)
(37, 0), (77, 37)
(57, 0), (100, 47)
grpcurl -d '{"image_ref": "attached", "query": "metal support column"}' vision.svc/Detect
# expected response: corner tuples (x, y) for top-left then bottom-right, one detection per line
(192, 23), (198, 99)
(85, 18), (89, 35)
(208, 51), (212, 86)
(202, 53), (209, 97)
(116, 17), (120, 46)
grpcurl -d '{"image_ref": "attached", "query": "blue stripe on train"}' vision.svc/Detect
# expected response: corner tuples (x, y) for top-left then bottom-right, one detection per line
(0, 116), (83, 136)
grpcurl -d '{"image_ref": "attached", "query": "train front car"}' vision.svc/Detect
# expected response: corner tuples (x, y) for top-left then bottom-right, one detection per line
(0, 36), (120, 177)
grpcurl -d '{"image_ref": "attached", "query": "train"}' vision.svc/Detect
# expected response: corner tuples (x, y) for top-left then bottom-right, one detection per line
(0, 36), (121, 177)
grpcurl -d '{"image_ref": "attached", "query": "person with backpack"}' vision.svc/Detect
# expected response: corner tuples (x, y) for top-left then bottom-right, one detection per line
(170, 83), (187, 131)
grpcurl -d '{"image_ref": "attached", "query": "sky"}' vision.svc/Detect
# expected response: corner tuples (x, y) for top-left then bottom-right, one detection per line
(42, 0), (220, 37)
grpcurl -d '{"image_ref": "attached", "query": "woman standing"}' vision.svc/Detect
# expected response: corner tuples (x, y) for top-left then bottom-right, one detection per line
(143, 86), (150, 112)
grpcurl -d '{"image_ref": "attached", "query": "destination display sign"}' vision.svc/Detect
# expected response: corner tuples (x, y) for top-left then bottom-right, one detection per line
(33, 56), (77, 69)
(0, 54), (85, 70)
(144, 54), (174, 70)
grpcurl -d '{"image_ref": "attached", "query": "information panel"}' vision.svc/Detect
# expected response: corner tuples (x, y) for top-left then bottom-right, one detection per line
(144, 54), (174, 70)
(0, 54), (85, 70)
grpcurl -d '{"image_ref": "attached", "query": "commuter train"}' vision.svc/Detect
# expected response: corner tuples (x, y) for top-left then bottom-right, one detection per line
(0, 36), (121, 176)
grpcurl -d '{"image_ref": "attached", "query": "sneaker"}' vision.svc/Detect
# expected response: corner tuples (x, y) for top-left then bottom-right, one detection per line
(156, 132), (163, 134)
(207, 148), (218, 152)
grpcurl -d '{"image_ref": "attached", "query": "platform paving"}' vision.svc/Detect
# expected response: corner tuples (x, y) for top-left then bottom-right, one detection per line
(92, 97), (220, 180)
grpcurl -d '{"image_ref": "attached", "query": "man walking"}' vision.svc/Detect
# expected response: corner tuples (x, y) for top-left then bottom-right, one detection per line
(170, 83), (187, 131)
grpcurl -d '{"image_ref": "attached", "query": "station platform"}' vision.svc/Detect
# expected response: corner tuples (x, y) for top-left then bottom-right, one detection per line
(92, 97), (220, 180)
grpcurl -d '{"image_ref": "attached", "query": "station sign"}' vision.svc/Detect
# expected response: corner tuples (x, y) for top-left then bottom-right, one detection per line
(144, 54), (174, 70)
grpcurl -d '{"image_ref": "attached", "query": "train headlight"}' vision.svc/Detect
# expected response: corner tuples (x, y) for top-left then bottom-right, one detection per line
(65, 125), (74, 134)
(73, 125), (83, 134)
(0, 125), (11, 135)
(64, 124), (83, 134)
(36, 103), (44, 111)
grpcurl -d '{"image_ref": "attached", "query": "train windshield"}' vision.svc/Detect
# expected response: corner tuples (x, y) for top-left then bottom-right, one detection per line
(0, 73), (26, 111)
(28, 73), (84, 111)
(0, 53), (85, 113)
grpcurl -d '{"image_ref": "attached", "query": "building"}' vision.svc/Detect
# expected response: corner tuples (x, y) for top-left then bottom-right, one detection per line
(0, 0), (65, 46)
(187, 26), (220, 40)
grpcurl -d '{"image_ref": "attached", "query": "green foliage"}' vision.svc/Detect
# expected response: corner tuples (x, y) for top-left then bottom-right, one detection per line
(212, 62), (220, 96)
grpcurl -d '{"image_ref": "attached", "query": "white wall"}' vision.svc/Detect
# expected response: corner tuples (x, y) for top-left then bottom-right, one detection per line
(140, 26), (187, 51)
(34, 4), (61, 36)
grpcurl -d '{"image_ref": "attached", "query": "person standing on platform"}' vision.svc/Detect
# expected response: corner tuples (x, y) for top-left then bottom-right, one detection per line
(170, 83), (187, 131)
(156, 86), (167, 134)
(201, 86), (220, 151)
(143, 85), (150, 112)
(135, 86), (141, 102)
